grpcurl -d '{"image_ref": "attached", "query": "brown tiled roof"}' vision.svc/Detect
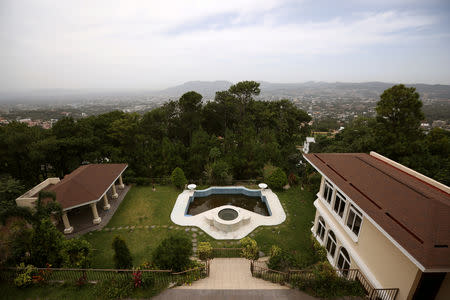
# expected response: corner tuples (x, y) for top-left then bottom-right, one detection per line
(304, 153), (450, 270)
(47, 164), (127, 210)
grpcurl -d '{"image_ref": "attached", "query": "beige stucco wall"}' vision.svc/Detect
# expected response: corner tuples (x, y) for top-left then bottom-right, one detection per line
(15, 197), (38, 209)
(356, 218), (420, 300)
(313, 198), (420, 300)
(436, 273), (450, 300)
(15, 177), (60, 210)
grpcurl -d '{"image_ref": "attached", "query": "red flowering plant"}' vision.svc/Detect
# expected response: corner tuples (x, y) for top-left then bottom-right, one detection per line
(32, 263), (53, 284)
(132, 269), (142, 288)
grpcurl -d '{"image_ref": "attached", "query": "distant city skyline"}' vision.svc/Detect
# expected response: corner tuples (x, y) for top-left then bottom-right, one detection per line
(1, 0), (450, 92)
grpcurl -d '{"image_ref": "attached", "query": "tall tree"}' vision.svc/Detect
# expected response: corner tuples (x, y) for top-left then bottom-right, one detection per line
(178, 91), (203, 145)
(228, 81), (261, 124)
(31, 218), (65, 267)
(375, 84), (424, 160)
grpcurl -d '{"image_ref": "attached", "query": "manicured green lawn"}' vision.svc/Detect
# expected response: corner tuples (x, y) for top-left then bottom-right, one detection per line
(84, 227), (190, 268)
(254, 187), (316, 264)
(84, 184), (317, 268)
(106, 185), (181, 227)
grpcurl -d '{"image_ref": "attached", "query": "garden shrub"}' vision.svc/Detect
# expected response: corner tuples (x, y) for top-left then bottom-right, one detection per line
(31, 217), (65, 267)
(267, 245), (297, 271)
(14, 263), (36, 287)
(94, 276), (133, 299)
(267, 245), (283, 270)
(112, 236), (133, 269)
(266, 168), (287, 190)
(8, 220), (33, 266)
(311, 236), (327, 263)
(152, 235), (192, 271)
(197, 242), (212, 261)
(140, 272), (155, 289)
(307, 172), (322, 192)
(204, 160), (232, 185)
(290, 262), (366, 298)
(61, 238), (92, 268)
(240, 237), (259, 261)
(171, 167), (187, 189)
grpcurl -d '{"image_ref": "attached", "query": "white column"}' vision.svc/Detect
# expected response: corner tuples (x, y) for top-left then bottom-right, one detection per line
(90, 203), (102, 224)
(118, 175), (124, 189)
(111, 184), (118, 199)
(103, 194), (111, 210)
(62, 212), (74, 234)
(319, 176), (325, 196)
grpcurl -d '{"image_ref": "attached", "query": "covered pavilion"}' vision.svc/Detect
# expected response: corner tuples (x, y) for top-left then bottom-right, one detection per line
(16, 163), (128, 234)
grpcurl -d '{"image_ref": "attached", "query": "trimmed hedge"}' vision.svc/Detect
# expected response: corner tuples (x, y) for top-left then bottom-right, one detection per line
(171, 168), (187, 190)
(266, 168), (288, 190)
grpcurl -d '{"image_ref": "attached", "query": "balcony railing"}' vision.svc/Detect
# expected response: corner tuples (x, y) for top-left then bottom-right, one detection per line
(250, 261), (399, 300)
(342, 269), (399, 300)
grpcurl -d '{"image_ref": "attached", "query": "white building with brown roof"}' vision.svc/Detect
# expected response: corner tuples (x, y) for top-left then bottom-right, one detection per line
(16, 163), (127, 234)
(303, 152), (450, 300)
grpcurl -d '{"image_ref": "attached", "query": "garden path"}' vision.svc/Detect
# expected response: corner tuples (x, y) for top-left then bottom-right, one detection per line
(151, 258), (318, 299)
(177, 258), (289, 290)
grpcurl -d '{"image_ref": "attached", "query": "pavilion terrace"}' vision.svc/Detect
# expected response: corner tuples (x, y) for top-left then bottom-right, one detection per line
(16, 163), (128, 235)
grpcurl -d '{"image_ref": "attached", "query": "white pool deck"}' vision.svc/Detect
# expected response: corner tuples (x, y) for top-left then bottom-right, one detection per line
(170, 187), (286, 239)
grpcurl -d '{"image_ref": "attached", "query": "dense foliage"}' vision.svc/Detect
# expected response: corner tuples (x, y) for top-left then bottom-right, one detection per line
(30, 218), (65, 267)
(290, 262), (366, 298)
(310, 84), (450, 185)
(0, 176), (25, 215)
(94, 276), (133, 299)
(112, 236), (133, 269)
(0, 81), (310, 190)
(152, 235), (192, 271)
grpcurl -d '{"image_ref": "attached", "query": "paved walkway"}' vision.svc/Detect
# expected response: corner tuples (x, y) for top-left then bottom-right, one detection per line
(177, 258), (289, 290)
(152, 289), (317, 300)
(152, 258), (318, 299)
(59, 185), (130, 238)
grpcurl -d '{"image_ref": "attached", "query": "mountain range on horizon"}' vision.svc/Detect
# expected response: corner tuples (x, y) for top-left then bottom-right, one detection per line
(2, 81), (450, 103)
(154, 80), (450, 100)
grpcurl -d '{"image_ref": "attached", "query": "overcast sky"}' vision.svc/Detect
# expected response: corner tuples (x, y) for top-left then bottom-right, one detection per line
(1, 0), (450, 91)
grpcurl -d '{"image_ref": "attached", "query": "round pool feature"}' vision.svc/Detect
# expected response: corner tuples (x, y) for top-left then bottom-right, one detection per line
(218, 208), (238, 221)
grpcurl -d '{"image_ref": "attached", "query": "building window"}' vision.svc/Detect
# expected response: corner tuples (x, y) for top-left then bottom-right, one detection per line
(326, 230), (337, 258)
(316, 216), (326, 241)
(346, 205), (363, 236)
(337, 247), (351, 277)
(333, 191), (346, 218)
(323, 180), (333, 204)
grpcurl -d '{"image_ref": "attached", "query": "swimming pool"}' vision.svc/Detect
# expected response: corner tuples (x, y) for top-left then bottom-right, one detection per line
(186, 187), (271, 216)
(170, 186), (286, 239)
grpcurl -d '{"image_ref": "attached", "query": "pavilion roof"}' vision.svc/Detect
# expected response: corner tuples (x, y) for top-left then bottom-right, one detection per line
(47, 164), (127, 210)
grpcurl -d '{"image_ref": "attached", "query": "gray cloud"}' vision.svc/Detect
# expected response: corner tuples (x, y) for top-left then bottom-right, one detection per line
(1, 0), (449, 91)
